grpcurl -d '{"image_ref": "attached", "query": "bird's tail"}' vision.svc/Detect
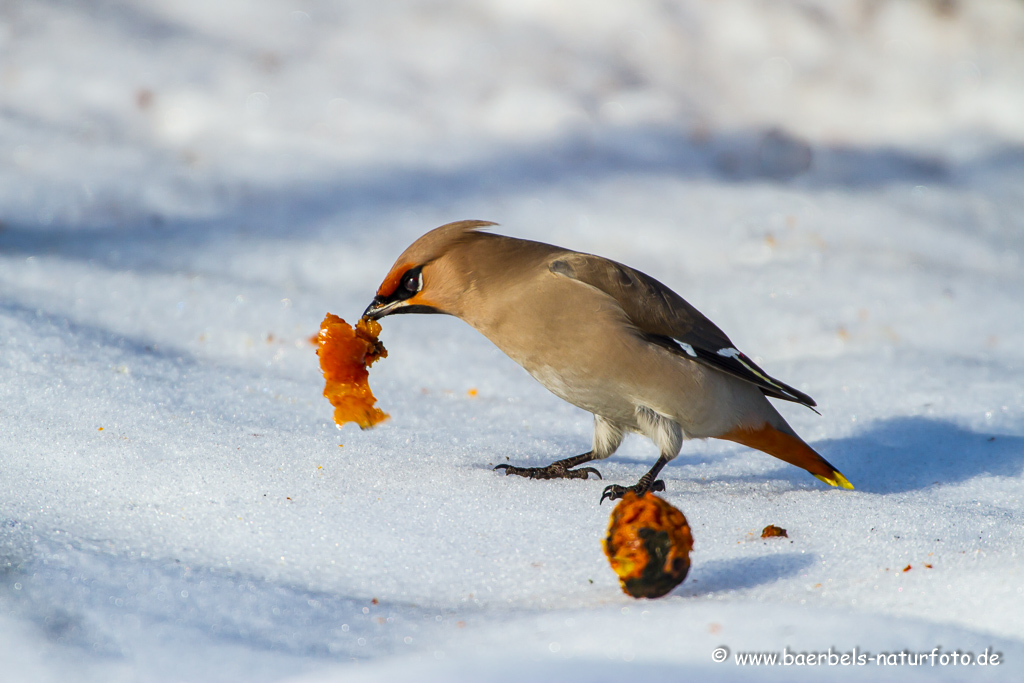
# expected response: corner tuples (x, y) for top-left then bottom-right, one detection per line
(719, 424), (854, 489)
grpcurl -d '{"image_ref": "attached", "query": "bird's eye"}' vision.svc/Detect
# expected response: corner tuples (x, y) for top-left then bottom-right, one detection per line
(389, 266), (423, 302)
(403, 271), (421, 292)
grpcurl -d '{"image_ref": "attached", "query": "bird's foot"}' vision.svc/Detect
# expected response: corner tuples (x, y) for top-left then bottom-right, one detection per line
(494, 462), (602, 481)
(600, 479), (665, 505)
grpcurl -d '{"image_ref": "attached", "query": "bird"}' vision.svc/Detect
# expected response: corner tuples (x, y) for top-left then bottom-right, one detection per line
(363, 220), (853, 503)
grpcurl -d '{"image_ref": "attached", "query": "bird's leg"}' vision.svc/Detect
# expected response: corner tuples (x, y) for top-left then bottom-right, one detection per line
(494, 451), (602, 481)
(600, 455), (669, 504)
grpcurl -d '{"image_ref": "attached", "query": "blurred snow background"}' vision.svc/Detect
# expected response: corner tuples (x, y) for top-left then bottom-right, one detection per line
(1, 0), (1023, 680)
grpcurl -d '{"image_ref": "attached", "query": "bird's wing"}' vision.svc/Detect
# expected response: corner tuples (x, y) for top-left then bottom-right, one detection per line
(549, 252), (817, 409)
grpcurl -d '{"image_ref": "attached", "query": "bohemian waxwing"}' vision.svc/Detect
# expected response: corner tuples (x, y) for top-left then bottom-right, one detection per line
(364, 220), (853, 502)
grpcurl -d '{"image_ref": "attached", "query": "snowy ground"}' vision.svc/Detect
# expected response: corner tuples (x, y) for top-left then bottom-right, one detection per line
(2, 1), (1024, 681)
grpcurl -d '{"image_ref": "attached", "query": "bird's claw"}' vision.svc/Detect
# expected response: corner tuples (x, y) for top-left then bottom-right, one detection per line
(600, 479), (666, 505)
(493, 463), (602, 481)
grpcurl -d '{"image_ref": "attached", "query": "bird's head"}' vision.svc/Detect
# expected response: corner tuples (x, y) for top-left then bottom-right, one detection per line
(362, 220), (496, 320)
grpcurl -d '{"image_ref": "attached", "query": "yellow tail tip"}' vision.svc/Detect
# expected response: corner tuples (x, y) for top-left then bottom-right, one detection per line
(814, 471), (855, 490)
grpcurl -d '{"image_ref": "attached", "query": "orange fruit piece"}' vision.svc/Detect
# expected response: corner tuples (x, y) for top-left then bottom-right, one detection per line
(761, 524), (788, 539)
(316, 313), (389, 429)
(604, 492), (693, 598)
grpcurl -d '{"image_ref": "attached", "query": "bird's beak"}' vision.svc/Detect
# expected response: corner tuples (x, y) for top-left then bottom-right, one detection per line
(362, 295), (400, 320)
(364, 293), (442, 320)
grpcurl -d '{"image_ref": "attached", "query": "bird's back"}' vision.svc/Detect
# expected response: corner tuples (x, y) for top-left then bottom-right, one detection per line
(444, 234), (773, 436)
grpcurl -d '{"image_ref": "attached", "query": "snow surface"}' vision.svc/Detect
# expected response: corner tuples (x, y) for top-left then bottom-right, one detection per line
(2, 1), (1024, 681)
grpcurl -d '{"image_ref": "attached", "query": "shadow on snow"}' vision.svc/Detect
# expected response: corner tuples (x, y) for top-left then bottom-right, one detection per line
(3, 122), (1020, 273)
(680, 416), (1024, 494)
(675, 552), (815, 597)
(816, 416), (1024, 495)
(0, 522), (445, 662)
